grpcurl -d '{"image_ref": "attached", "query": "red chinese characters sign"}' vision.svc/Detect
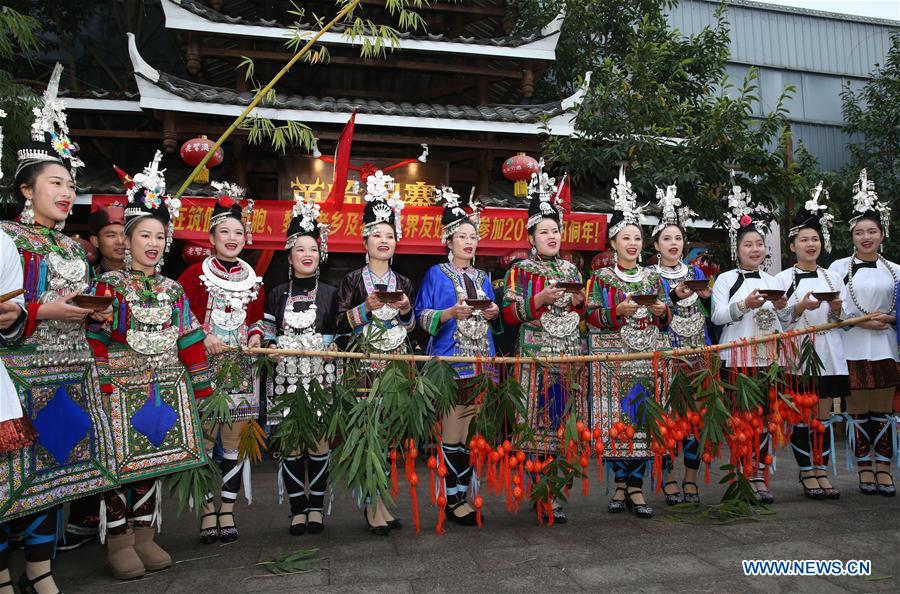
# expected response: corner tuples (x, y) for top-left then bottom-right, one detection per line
(92, 196), (607, 255)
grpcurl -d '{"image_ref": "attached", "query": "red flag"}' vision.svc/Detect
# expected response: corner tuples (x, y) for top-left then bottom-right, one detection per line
(555, 173), (571, 213)
(326, 112), (356, 208)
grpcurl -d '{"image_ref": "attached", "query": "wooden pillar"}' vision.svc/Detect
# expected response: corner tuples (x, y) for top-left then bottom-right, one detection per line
(521, 65), (534, 99)
(162, 112), (178, 154)
(185, 35), (202, 77)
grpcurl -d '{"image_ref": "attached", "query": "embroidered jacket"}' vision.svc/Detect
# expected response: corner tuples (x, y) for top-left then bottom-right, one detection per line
(501, 255), (585, 355)
(87, 270), (212, 398)
(178, 257), (265, 346)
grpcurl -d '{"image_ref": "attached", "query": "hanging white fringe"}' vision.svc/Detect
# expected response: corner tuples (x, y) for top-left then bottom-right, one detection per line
(892, 414), (900, 469)
(155, 479), (163, 533)
(98, 498), (107, 545)
(843, 412), (857, 472)
(242, 456), (253, 505)
(277, 459), (285, 505)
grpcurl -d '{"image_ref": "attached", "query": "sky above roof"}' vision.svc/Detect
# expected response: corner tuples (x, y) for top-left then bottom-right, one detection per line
(763, 0), (900, 21)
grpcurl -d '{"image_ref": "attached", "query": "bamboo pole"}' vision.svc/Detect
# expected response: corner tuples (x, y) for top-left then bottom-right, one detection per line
(172, 0), (362, 198)
(240, 313), (878, 365)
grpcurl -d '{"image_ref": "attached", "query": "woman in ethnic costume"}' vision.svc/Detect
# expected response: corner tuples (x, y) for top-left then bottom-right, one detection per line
(263, 196), (338, 536)
(336, 171), (414, 535)
(178, 182), (265, 544)
(586, 166), (669, 519)
(651, 184), (712, 506)
(501, 165), (585, 524)
(88, 151), (212, 580)
(710, 175), (786, 504)
(774, 182), (845, 500)
(0, 64), (114, 594)
(414, 187), (500, 527)
(828, 170), (899, 497)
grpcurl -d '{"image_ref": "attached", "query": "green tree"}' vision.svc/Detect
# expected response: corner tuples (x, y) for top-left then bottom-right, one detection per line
(513, 0), (802, 239)
(840, 31), (900, 259)
(0, 5), (42, 181)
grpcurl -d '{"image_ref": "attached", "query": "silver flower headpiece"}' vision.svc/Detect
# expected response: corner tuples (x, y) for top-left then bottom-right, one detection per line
(652, 183), (695, 237)
(526, 158), (562, 230)
(725, 171), (769, 262)
(849, 169), (890, 238)
(286, 194), (329, 261)
(210, 181), (254, 244)
(608, 165), (648, 239)
(122, 150), (181, 254)
(362, 170), (405, 241)
(15, 63), (84, 178)
(436, 186), (481, 242)
(789, 180), (834, 253)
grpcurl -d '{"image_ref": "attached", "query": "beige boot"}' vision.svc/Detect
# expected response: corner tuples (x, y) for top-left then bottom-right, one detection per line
(106, 530), (146, 580)
(132, 526), (172, 572)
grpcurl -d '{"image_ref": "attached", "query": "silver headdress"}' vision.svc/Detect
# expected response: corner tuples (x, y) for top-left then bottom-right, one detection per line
(362, 170), (405, 241)
(526, 158), (562, 230)
(848, 169), (890, 238)
(286, 193), (329, 261)
(725, 171), (769, 263)
(436, 186), (481, 242)
(789, 180), (834, 253)
(121, 150), (181, 254)
(209, 181), (255, 245)
(15, 63), (84, 178)
(608, 165), (648, 239)
(651, 183), (695, 237)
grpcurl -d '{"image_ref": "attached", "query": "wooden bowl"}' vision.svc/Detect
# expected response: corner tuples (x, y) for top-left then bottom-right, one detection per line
(464, 299), (493, 310)
(72, 294), (115, 311)
(812, 291), (839, 302)
(683, 279), (710, 292)
(375, 291), (403, 304)
(555, 281), (584, 293)
(630, 294), (658, 306)
(758, 289), (785, 301)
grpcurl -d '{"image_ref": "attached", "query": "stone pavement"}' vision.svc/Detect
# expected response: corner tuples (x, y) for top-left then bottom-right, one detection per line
(20, 456), (900, 593)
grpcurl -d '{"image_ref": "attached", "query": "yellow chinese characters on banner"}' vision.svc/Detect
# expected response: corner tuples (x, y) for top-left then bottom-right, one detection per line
(290, 177), (438, 206)
(91, 196), (606, 255)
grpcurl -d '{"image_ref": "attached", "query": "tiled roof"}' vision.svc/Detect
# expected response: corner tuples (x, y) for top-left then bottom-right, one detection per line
(171, 0), (552, 48)
(146, 69), (566, 124)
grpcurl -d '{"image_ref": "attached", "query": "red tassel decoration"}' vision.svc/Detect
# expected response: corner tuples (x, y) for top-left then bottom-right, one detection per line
(390, 449), (399, 498)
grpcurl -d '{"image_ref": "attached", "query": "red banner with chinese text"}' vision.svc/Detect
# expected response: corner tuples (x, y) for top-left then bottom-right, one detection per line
(92, 196), (607, 256)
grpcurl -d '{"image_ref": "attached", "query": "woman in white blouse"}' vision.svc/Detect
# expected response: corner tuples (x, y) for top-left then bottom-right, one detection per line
(711, 181), (786, 504)
(828, 170), (898, 497)
(775, 183), (845, 500)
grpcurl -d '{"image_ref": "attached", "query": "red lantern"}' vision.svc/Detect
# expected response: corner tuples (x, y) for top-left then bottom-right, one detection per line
(180, 135), (224, 184)
(591, 250), (615, 270)
(501, 153), (540, 198)
(500, 248), (530, 268)
(560, 249), (584, 270)
(183, 244), (211, 265)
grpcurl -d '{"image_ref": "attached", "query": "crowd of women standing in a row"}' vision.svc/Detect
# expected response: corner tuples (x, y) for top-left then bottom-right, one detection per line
(0, 67), (897, 594)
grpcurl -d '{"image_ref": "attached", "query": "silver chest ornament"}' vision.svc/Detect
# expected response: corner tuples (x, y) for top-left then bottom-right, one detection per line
(201, 258), (261, 337)
(126, 290), (179, 368)
(364, 305), (407, 352)
(669, 293), (705, 346)
(539, 293), (581, 356)
(274, 304), (335, 396)
(752, 307), (778, 362)
(34, 253), (91, 365)
(620, 307), (661, 353)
